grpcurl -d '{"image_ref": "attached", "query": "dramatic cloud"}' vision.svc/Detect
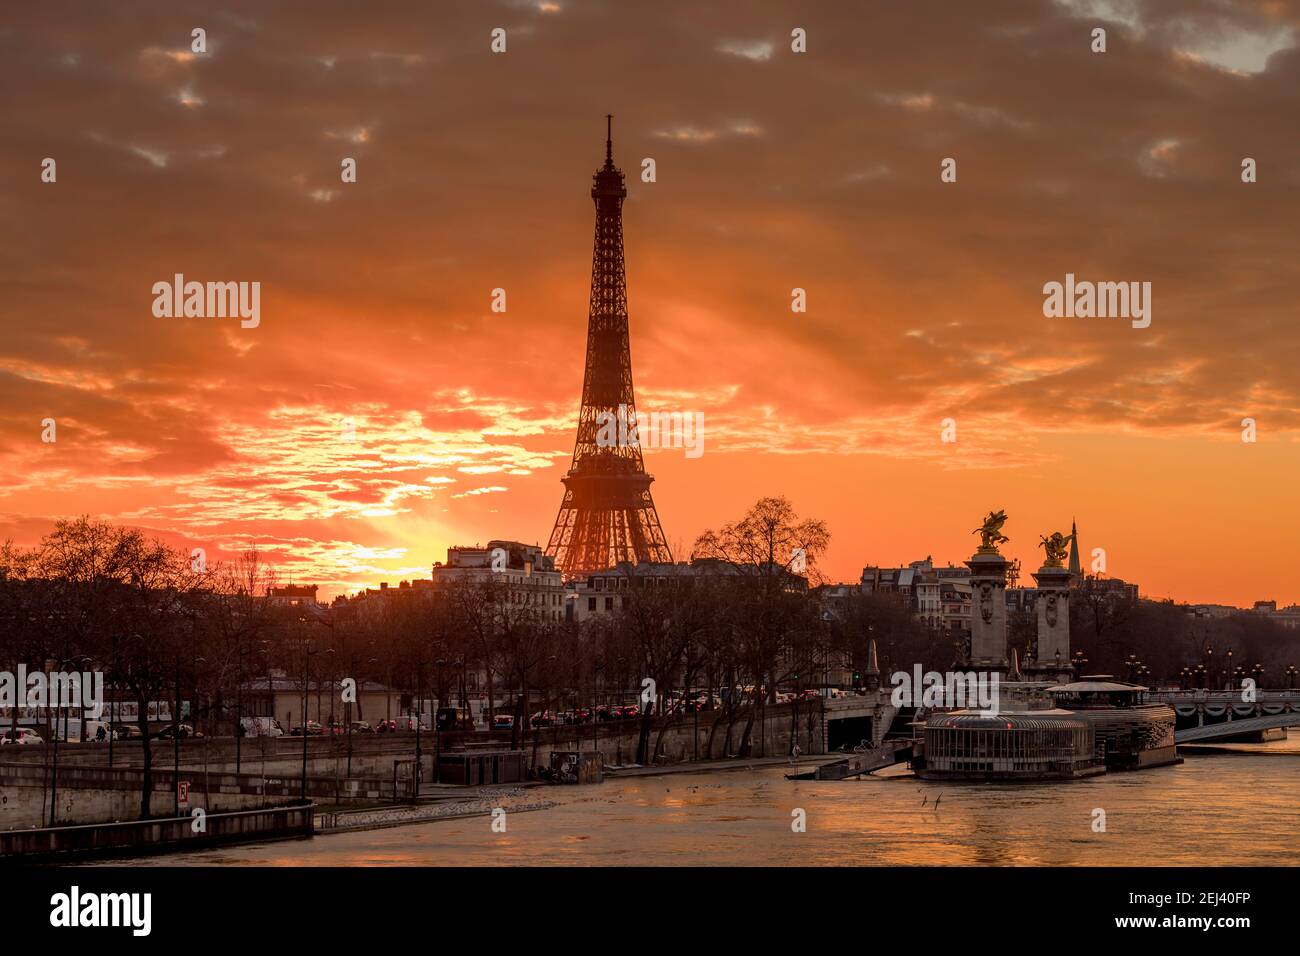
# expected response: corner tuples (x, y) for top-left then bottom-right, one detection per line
(1, 0), (1297, 604)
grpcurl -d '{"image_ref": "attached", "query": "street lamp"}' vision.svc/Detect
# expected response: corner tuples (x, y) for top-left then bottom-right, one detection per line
(316, 647), (334, 725)
(48, 654), (93, 828)
(236, 640), (250, 774)
(593, 657), (604, 757)
(107, 632), (122, 769)
(173, 649), (183, 818)
(688, 642), (699, 761)
(414, 659), (426, 799)
(435, 658), (447, 775)
(462, 658), (473, 733)
(1286, 664), (1297, 690)
(545, 654), (558, 759)
(301, 637), (316, 801)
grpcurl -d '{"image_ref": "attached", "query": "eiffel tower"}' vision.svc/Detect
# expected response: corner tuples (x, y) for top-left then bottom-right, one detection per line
(546, 116), (672, 578)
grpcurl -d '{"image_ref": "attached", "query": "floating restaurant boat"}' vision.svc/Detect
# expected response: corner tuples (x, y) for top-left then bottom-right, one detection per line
(917, 706), (1105, 780)
(1046, 677), (1179, 770)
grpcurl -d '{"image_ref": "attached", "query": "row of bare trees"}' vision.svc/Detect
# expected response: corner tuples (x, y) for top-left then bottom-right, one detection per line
(0, 519), (275, 818)
(9, 500), (1286, 817)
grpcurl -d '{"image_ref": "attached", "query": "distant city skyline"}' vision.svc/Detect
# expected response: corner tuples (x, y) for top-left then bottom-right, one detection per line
(2, 2), (1298, 607)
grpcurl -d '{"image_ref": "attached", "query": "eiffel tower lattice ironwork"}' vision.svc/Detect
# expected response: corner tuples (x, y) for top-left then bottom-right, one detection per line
(546, 116), (672, 578)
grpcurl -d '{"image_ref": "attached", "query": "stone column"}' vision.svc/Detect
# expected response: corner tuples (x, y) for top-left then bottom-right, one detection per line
(964, 550), (1010, 672)
(1030, 563), (1073, 683)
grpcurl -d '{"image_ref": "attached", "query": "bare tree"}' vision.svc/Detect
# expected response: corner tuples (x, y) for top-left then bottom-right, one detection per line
(694, 496), (829, 757)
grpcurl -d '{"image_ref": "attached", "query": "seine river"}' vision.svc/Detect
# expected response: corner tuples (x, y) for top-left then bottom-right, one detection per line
(120, 741), (1298, 867)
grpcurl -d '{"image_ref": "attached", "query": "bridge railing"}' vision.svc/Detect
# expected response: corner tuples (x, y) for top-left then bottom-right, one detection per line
(1148, 689), (1299, 701)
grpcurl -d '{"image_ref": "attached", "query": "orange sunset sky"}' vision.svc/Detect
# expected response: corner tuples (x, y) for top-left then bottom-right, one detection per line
(1, 1), (1298, 607)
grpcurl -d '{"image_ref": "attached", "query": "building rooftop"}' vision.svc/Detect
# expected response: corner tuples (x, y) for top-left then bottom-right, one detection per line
(927, 709), (1087, 730)
(1051, 680), (1148, 693)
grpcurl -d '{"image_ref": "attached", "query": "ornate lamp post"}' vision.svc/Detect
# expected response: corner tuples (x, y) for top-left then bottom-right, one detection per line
(1251, 663), (1265, 689)
(1073, 650), (1088, 678)
(1286, 664), (1297, 690)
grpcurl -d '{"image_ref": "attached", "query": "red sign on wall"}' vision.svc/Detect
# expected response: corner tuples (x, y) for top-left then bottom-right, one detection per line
(178, 780), (189, 804)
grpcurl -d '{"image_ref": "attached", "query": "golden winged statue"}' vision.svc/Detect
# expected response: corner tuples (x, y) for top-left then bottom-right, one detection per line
(1039, 531), (1069, 568)
(973, 510), (1009, 553)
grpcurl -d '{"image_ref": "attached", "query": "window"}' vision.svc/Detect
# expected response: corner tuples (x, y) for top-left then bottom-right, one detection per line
(605, 596), (614, 611)
(588, 597), (596, 611)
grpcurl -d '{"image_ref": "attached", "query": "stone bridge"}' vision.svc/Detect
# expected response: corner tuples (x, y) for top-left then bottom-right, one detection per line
(1146, 689), (1298, 743)
(820, 692), (896, 752)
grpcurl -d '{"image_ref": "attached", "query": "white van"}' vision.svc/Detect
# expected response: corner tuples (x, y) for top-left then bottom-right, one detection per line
(83, 720), (119, 741)
(240, 716), (284, 738)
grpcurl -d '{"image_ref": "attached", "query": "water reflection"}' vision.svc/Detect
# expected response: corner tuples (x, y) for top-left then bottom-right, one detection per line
(109, 747), (1299, 867)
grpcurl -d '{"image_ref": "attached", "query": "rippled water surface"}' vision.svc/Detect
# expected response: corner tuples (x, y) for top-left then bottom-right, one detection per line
(120, 742), (1299, 866)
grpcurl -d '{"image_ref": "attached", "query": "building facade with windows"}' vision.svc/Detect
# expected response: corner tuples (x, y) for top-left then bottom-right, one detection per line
(431, 540), (566, 622)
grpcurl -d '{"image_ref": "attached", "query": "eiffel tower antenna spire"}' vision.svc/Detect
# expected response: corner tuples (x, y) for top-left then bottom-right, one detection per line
(546, 118), (672, 578)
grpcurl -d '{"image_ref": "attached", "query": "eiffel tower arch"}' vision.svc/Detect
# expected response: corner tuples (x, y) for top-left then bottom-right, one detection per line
(546, 117), (672, 578)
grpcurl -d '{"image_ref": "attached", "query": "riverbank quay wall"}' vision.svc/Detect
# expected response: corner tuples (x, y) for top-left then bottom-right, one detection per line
(1, 696), (893, 826)
(1, 761), (380, 830)
(4, 694), (890, 773)
(0, 804), (314, 861)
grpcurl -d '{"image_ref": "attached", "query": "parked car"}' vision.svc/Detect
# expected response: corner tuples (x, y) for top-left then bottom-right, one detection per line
(289, 720), (325, 736)
(116, 724), (144, 740)
(492, 714), (515, 731)
(530, 710), (554, 728)
(611, 704), (640, 720)
(155, 723), (203, 739)
(349, 720), (373, 733)
(1, 728), (44, 745)
(374, 718), (397, 733)
(686, 695), (715, 712)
